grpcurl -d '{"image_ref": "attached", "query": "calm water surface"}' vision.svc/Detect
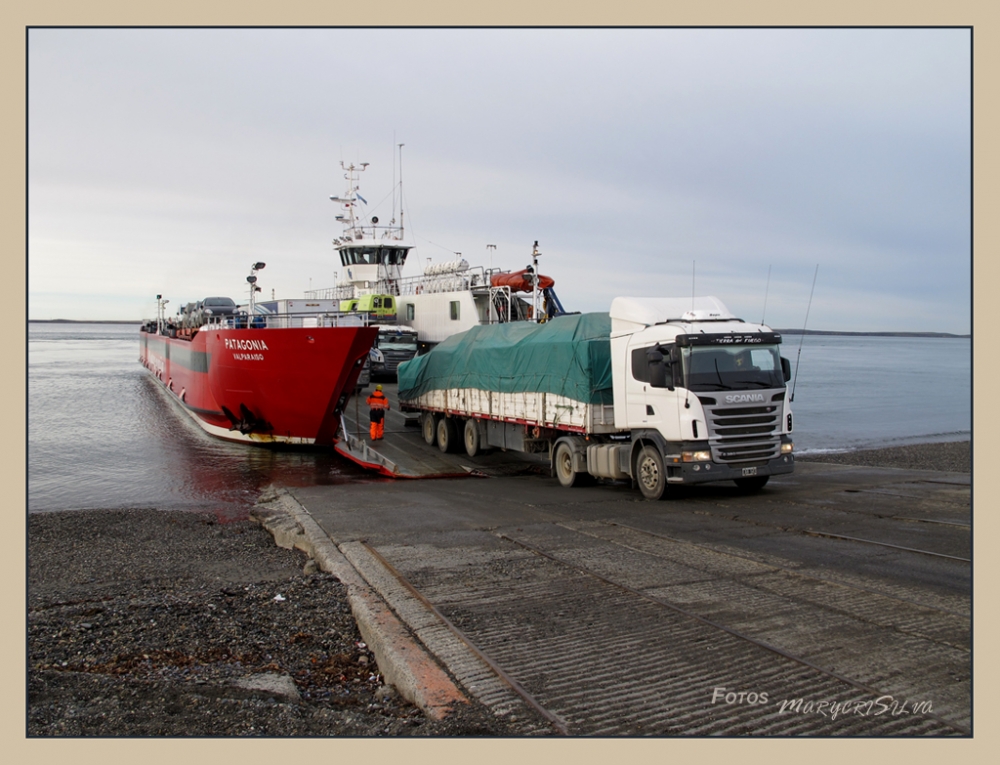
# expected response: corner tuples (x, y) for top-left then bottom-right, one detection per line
(787, 333), (971, 454)
(27, 323), (971, 513)
(28, 322), (375, 514)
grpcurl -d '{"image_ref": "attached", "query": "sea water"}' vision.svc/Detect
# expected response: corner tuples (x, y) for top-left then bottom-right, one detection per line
(27, 323), (971, 513)
(786, 334), (971, 454)
(27, 322), (371, 514)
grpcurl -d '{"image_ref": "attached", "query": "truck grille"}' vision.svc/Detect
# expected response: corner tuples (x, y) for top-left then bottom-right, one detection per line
(381, 350), (413, 373)
(700, 400), (781, 464)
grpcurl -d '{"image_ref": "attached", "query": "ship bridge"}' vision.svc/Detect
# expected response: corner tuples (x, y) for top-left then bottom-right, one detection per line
(327, 159), (414, 296)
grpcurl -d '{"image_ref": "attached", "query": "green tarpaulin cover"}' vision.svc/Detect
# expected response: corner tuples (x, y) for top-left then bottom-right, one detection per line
(397, 313), (613, 404)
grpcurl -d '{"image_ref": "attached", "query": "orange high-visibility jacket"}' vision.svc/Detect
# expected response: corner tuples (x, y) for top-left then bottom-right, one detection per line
(366, 390), (389, 410)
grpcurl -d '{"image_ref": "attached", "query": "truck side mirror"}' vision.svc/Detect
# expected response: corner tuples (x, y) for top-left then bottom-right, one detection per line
(781, 357), (791, 383)
(647, 349), (674, 390)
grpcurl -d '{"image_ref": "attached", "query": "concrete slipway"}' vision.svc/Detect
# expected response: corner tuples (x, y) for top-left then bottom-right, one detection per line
(253, 385), (971, 735)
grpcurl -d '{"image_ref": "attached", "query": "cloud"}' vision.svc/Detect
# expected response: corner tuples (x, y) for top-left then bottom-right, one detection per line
(28, 28), (970, 333)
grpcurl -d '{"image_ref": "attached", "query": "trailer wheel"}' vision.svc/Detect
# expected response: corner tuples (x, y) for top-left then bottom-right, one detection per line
(553, 441), (580, 488)
(464, 419), (482, 457)
(636, 445), (667, 500)
(437, 417), (458, 453)
(734, 475), (770, 492)
(421, 413), (438, 446)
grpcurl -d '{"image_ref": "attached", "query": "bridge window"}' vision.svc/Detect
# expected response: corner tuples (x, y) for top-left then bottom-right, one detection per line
(450, 301), (460, 320)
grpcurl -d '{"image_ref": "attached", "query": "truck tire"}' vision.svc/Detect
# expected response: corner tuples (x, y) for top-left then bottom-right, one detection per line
(437, 417), (458, 453)
(421, 413), (438, 446)
(636, 444), (667, 500)
(553, 441), (580, 488)
(464, 418), (482, 457)
(734, 475), (770, 492)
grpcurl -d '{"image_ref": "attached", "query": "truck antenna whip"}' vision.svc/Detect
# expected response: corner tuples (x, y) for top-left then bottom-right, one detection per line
(761, 264), (772, 324)
(691, 260), (696, 311)
(686, 260), (695, 410)
(790, 264), (818, 403)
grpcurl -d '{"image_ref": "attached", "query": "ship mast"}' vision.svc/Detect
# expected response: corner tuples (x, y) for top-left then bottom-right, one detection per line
(531, 241), (541, 323)
(247, 262), (265, 314)
(329, 161), (368, 238)
(156, 294), (169, 334)
(398, 143), (404, 238)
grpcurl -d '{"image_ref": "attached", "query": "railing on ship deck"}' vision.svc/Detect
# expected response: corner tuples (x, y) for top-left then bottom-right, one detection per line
(147, 311), (379, 337)
(207, 311), (376, 330)
(304, 266), (498, 301)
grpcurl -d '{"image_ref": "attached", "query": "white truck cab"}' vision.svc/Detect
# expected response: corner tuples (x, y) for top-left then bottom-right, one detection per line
(608, 296), (794, 497)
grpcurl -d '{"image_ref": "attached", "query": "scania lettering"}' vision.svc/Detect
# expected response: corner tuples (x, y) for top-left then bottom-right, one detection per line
(725, 393), (766, 404)
(397, 296), (794, 499)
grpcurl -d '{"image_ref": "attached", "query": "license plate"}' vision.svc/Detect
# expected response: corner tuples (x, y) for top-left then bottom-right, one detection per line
(742, 467), (758, 477)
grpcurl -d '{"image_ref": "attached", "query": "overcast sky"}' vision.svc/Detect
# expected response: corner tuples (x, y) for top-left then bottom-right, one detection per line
(28, 27), (971, 333)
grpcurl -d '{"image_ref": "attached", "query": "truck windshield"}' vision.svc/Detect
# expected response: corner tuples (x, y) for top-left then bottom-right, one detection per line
(681, 344), (784, 391)
(378, 333), (418, 351)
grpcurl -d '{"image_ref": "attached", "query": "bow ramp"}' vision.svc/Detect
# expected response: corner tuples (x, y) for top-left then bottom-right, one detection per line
(336, 383), (546, 479)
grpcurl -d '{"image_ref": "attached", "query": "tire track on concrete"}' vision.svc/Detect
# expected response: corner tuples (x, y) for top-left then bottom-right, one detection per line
(376, 532), (965, 735)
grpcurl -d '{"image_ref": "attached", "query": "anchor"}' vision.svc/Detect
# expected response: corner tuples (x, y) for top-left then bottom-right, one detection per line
(221, 403), (272, 435)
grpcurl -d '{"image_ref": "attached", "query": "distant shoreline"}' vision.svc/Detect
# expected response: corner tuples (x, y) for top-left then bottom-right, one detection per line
(29, 319), (143, 325)
(27, 318), (970, 338)
(775, 328), (970, 339)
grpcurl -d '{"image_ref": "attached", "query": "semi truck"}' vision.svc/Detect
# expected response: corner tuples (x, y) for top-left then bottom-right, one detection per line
(397, 296), (795, 499)
(368, 324), (420, 379)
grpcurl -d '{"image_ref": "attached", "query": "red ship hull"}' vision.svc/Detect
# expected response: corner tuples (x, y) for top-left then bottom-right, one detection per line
(140, 324), (378, 446)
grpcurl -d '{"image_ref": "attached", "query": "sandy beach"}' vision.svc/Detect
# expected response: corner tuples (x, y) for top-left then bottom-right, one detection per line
(795, 439), (970, 472)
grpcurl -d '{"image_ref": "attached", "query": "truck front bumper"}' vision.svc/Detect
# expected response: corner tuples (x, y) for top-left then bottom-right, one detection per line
(665, 453), (795, 484)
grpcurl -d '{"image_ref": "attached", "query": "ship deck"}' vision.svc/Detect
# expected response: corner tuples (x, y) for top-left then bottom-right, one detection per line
(336, 382), (548, 479)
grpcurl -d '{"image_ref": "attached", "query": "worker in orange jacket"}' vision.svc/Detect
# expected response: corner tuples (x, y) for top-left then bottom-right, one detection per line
(366, 384), (389, 440)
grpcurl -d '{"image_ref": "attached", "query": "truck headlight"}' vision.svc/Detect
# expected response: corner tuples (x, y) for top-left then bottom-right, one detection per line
(781, 442), (794, 454)
(682, 450), (712, 462)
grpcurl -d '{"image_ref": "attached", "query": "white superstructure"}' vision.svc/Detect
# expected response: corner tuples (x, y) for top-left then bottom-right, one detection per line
(305, 160), (564, 346)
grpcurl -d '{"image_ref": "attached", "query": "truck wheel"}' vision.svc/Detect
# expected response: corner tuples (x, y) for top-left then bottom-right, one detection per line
(464, 419), (482, 457)
(437, 417), (458, 453)
(734, 475), (770, 491)
(553, 441), (580, 488)
(421, 413), (438, 446)
(636, 445), (667, 500)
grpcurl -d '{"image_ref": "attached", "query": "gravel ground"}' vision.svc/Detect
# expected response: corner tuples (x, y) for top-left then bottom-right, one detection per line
(796, 439), (970, 473)
(28, 440), (970, 737)
(27, 509), (520, 737)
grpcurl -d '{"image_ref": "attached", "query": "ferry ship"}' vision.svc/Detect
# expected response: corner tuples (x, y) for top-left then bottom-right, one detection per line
(305, 159), (567, 349)
(139, 265), (378, 446)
